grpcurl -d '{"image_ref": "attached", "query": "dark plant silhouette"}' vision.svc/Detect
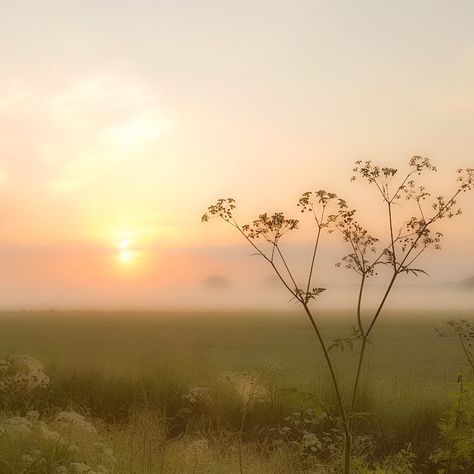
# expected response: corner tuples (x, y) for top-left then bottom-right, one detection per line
(436, 319), (474, 375)
(202, 158), (474, 473)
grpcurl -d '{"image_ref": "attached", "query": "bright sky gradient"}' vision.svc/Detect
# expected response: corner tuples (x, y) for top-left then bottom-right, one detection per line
(1, 1), (473, 308)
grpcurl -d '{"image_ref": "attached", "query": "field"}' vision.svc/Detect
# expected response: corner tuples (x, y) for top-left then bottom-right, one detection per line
(0, 310), (472, 473)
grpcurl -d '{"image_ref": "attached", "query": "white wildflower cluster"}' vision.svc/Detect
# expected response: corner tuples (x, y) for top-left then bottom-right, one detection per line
(67, 463), (109, 474)
(56, 410), (98, 435)
(0, 397), (114, 473)
(283, 408), (325, 430)
(185, 438), (209, 462)
(0, 355), (50, 393)
(3, 415), (35, 437)
(220, 371), (271, 406)
(268, 407), (330, 456)
(301, 431), (323, 453)
(181, 386), (210, 404)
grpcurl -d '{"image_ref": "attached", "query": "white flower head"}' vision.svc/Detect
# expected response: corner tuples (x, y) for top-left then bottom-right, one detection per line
(220, 371), (270, 405)
(56, 411), (97, 434)
(69, 462), (92, 473)
(301, 431), (322, 452)
(4, 416), (33, 437)
(0, 356), (49, 393)
(26, 410), (40, 420)
(36, 421), (64, 444)
(185, 438), (209, 462)
(181, 386), (209, 404)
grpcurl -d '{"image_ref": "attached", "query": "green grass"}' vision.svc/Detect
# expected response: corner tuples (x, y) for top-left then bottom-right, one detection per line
(0, 310), (466, 397)
(0, 309), (471, 472)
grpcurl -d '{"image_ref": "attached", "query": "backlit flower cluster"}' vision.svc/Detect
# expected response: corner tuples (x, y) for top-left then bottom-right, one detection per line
(0, 355), (50, 393)
(220, 371), (271, 406)
(201, 198), (236, 223)
(242, 212), (298, 244)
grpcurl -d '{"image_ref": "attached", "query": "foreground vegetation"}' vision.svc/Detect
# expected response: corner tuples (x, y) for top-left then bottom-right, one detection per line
(0, 310), (473, 472)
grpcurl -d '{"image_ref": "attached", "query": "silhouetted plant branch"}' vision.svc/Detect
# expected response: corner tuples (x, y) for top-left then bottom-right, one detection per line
(436, 320), (474, 375)
(202, 158), (473, 473)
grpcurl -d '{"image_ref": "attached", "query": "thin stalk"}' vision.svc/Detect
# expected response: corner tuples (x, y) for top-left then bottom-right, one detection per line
(238, 404), (249, 474)
(349, 273), (367, 431)
(275, 245), (299, 291)
(349, 271), (399, 427)
(234, 223), (297, 298)
(349, 197), (443, 428)
(350, 197), (400, 427)
(301, 302), (352, 473)
(305, 207), (325, 296)
(366, 271), (398, 338)
(356, 274), (366, 338)
(22, 443), (58, 473)
(388, 202), (397, 272)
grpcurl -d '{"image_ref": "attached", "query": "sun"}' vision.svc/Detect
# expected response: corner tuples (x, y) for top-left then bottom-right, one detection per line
(117, 240), (136, 264)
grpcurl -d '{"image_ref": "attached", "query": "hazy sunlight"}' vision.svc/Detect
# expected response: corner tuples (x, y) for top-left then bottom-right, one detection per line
(117, 240), (136, 265)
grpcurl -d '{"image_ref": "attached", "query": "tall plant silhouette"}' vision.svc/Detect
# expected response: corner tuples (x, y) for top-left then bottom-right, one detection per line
(202, 157), (473, 473)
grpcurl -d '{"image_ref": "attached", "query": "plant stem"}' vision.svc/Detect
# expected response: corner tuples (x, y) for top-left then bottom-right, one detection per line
(388, 202), (397, 273)
(301, 302), (352, 473)
(356, 274), (366, 337)
(238, 405), (248, 474)
(306, 207), (325, 296)
(350, 271), (398, 419)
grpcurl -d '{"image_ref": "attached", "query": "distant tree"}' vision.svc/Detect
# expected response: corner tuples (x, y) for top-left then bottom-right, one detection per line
(202, 157), (473, 473)
(460, 276), (474, 289)
(202, 275), (232, 289)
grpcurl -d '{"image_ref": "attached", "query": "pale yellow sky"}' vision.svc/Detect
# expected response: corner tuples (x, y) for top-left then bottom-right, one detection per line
(0, 1), (473, 308)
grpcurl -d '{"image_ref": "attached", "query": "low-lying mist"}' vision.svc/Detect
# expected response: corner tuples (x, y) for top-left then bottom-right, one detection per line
(0, 282), (471, 313)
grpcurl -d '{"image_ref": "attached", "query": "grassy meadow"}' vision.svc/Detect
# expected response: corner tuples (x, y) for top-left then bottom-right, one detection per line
(0, 310), (472, 473)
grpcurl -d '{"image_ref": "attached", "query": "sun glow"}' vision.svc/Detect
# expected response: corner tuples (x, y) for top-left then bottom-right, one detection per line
(117, 240), (136, 264)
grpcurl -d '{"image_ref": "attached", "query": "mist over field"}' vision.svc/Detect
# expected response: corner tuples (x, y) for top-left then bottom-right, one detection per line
(1, 285), (474, 318)
(0, 238), (472, 311)
(1, 276), (471, 312)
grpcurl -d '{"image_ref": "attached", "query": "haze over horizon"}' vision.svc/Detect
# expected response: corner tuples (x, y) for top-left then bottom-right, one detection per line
(1, 1), (473, 310)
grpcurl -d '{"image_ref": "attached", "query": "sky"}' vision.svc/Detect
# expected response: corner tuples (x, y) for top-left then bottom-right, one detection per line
(1, 0), (473, 309)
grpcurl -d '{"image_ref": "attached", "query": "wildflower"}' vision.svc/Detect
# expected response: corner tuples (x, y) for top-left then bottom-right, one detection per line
(56, 411), (97, 434)
(301, 431), (322, 453)
(9, 355), (50, 389)
(242, 212), (299, 243)
(89, 466), (108, 474)
(67, 444), (81, 456)
(202, 198), (236, 223)
(0, 355), (49, 393)
(0, 359), (10, 373)
(220, 371), (270, 405)
(70, 462), (93, 473)
(99, 447), (116, 465)
(181, 386), (209, 404)
(26, 410), (40, 420)
(4, 416), (33, 436)
(21, 453), (35, 464)
(36, 421), (64, 443)
(185, 439), (209, 462)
